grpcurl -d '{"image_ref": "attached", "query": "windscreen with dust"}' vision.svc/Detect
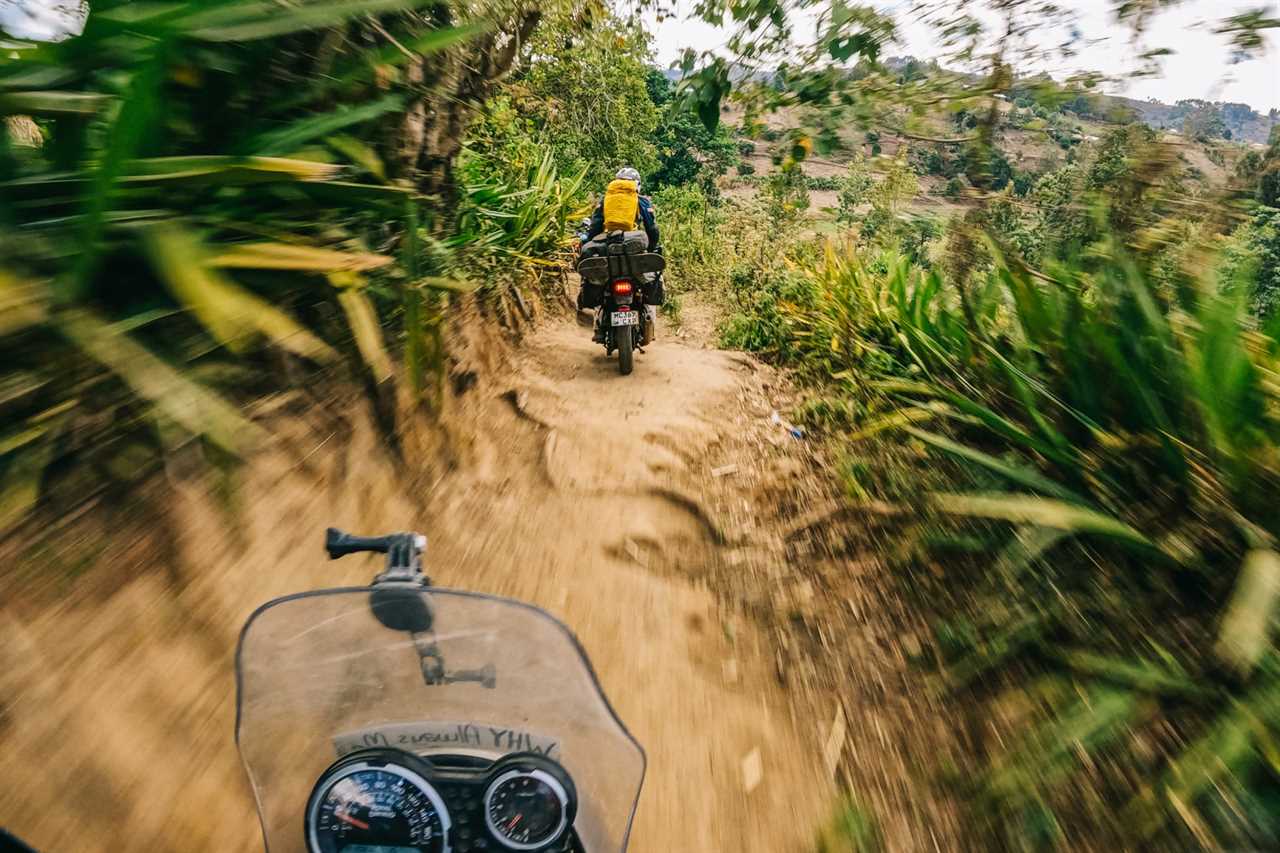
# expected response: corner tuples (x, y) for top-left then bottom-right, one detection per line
(235, 587), (645, 852)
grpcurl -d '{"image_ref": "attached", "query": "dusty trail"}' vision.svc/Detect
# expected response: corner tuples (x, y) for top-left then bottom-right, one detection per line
(0, 311), (839, 852)
(422, 319), (836, 852)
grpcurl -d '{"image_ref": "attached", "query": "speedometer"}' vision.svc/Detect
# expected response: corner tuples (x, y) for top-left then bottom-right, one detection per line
(306, 753), (451, 853)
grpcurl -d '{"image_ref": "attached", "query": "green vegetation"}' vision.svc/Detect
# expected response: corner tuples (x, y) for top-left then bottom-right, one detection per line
(474, 16), (659, 190)
(647, 70), (739, 194)
(3, 0), (457, 529)
(705, 111), (1280, 851)
(815, 795), (881, 852)
(0, 0), (752, 537)
(6, 0), (1280, 847)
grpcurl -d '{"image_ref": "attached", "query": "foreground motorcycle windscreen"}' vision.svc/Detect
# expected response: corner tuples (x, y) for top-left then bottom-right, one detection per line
(235, 588), (645, 852)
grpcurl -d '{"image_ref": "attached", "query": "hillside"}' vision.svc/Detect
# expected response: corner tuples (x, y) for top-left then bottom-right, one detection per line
(716, 88), (1248, 236)
(1117, 96), (1278, 145)
(669, 58), (1279, 145)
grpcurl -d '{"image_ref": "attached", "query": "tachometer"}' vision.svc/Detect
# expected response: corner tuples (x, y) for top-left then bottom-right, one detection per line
(306, 752), (451, 853)
(483, 756), (576, 851)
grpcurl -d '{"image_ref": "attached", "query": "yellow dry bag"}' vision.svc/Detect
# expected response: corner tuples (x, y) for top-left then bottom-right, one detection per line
(602, 179), (640, 232)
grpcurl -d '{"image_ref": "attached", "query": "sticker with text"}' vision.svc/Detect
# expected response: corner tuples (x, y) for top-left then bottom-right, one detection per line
(335, 722), (559, 759)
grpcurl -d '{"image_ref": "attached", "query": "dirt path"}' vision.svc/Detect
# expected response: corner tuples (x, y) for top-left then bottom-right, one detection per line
(1, 309), (855, 852)
(421, 318), (836, 851)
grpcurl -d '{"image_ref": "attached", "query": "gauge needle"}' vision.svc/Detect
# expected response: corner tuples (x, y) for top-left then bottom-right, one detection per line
(337, 809), (370, 831)
(506, 814), (523, 832)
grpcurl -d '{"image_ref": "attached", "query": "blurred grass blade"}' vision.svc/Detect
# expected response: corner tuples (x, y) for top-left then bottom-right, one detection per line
(904, 427), (1087, 504)
(984, 687), (1144, 806)
(0, 272), (47, 335)
(209, 242), (391, 272)
(0, 65), (78, 91)
(125, 155), (339, 181)
(243, 94), (406, 156)
(1214, 550), (1280, 679)
(0, 435), (55, 533)
(990, 525), (1068, 588)
(1052, 649), (1205, 697)
(335, 285), (394, 383)
(419, 276), (477, 293)
(178, 0), (435, 41)
(848, 404), (950, 440)
(325, 22), (493, 91)
(292, 180), (416, 205)
(947, 609), (1055, 689)
(2, 156), (340, 199)
(57, 309), (263, 453)
(0, 91), (111, 116)
(143, 226), (337, 362)
(67, 45), (166, 303)
(325, 134), (386, 181)
(931, 493), (1158, 551)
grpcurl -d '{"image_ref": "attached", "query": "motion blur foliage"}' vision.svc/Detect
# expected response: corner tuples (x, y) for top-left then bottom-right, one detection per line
(728, 178), (1280, 845)
(0, 0), (579, 538)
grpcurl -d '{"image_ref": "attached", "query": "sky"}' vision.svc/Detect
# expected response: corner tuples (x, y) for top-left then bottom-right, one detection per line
(650, 0), (1280, 112)
(2, 0), (1275, 112)
(0, 1), (85, 42)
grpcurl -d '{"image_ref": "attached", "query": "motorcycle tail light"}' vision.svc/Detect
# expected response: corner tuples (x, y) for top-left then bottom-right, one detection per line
(612, 279), (633, 295)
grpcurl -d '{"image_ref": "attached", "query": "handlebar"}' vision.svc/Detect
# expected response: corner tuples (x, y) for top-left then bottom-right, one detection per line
(325, 527), (426, 560)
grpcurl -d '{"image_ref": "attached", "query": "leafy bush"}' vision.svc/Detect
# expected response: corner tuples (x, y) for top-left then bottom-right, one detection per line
(649, 183), (727, 292)
(719, 265), (810, 356)
(920, 149), (947, 176)
(1222, 208), (1280, 317)
(738, 162), (756, 176)
(761, 163), (811, 230)
(647, 69), (739, 191)
(513, 20), (659, 189)
(806, 175), (843, 191)
(836, 156), (874, 225)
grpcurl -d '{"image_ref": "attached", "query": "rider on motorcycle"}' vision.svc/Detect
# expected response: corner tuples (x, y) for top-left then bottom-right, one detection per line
(585, 166), (660, 250)
(579, 166), (663, 343)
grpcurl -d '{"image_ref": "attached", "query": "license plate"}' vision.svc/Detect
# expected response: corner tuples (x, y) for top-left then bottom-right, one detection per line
(611, 311), (639, 327)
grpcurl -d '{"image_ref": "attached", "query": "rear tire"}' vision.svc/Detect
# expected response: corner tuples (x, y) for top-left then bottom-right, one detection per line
(616, 324), (633, 375)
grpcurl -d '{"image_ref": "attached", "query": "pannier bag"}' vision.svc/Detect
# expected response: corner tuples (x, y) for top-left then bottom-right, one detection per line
(580, 236), (608, 259)
(618, 230), (648, 254)
(643, 272), (665, 307)
(602, 179), (640, 232)
(580, 230), (646, 258)
(578, 282), (604, 309)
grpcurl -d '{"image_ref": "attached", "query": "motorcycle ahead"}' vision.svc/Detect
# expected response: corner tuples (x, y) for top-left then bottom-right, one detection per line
(236, 529), (645, 853)
(576, 232), (665, 376)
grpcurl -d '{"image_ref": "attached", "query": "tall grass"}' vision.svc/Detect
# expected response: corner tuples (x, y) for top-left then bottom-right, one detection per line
(768, 229), (1280, 845)
(0, 1), (577, 537)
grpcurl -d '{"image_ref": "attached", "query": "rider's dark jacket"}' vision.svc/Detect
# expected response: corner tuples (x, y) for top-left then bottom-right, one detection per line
(587, 196), (660, 251)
